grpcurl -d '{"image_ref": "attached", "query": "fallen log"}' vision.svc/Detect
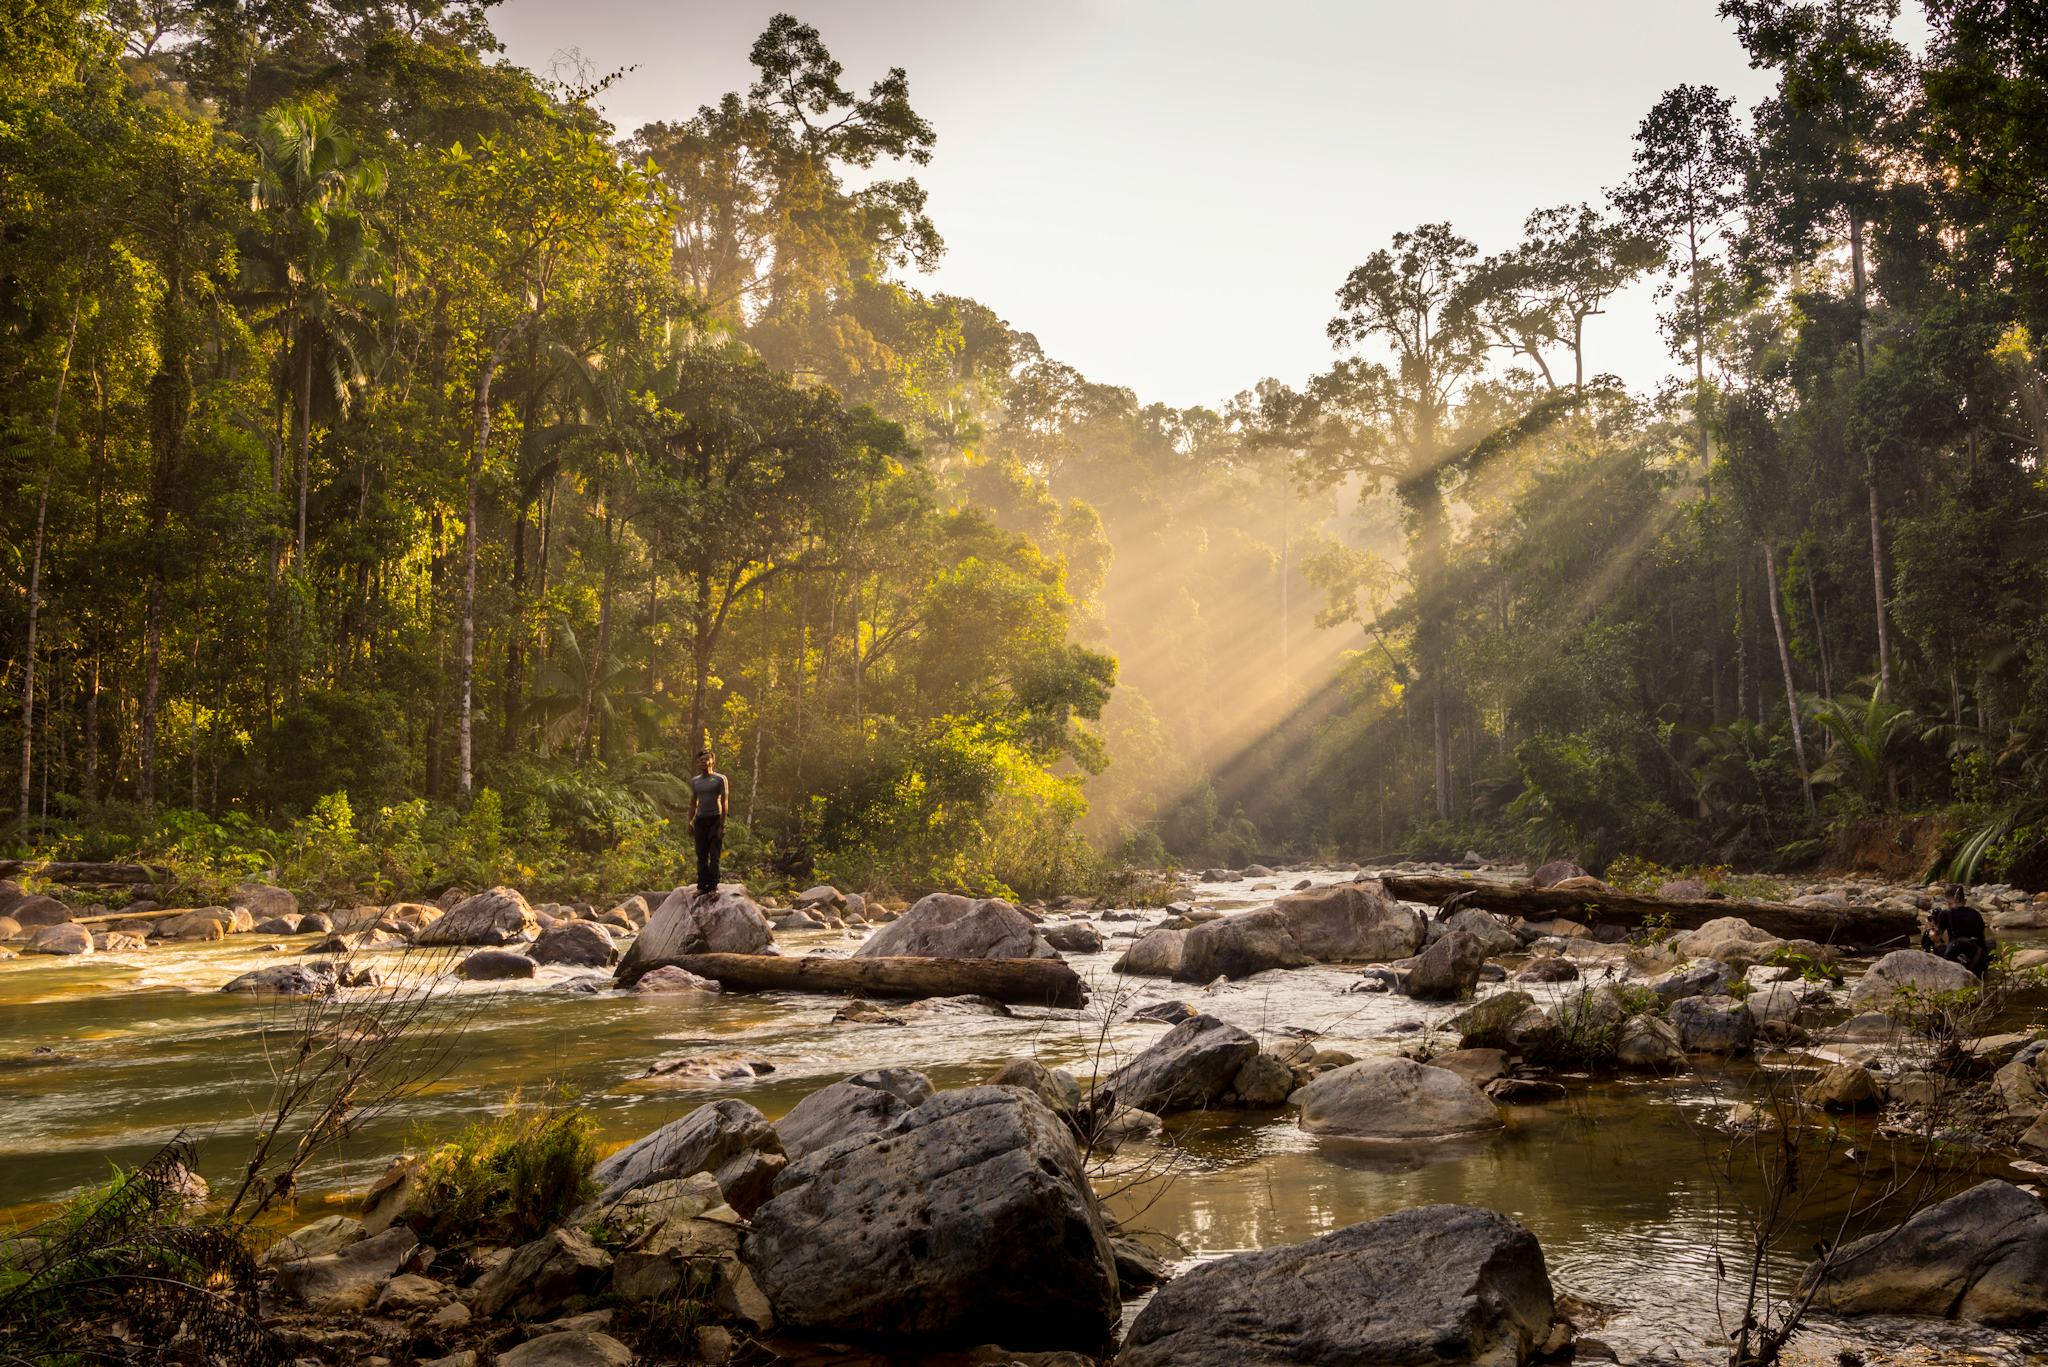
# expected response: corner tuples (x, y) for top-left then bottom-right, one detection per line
(615, 952), (1088, 1009)
(1375, 873), (1918, 951)
(0, 860), (167, 886)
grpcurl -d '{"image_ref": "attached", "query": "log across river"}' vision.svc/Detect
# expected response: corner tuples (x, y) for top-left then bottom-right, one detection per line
(614, 951), (1090, 1008)
(1376, 873), (1920, 950)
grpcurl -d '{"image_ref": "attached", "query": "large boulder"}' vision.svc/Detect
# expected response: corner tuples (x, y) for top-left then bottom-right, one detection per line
(1441, 907), (1520, 957)
(151, 908), (234, 941)
(223, 962), (338, 996)
(1668, 995), (1755, 1054)
(1296, 1059), (1503, 1141)
(530, 921), (617, 968)
(497, 1332), (635, 1367)
(593, 1098), (784, 1212)
(1404, 929), (1487, 1001)
(1270, 882), (1424, 962)
(1614, 1014), (1685, 1071)
(1671, 917), (1783, 965)
(1849, 948), (1979, 1009)
(1098, 1014), (1259, 1115)
(230, 883), (298, 921)
(469, 1227), (611, 1320)
(11, 895), (74, 928)
(1114, 928), (1188, 978)
(742, 1086), (1119, 1349)
(1805, 1180), (2048, 1325)
(414, 887), (538, 947)
(1043, 921), (1105, 953)
(23, 922), (93, 956)
(1451, 991), (1557, 1057)
(274, 1225), (419, 1314)
(852, 893), (1056, 960)
(1119, 1204), (1554, 1366)
(619, 887), (773, 970)
(454, 949), (536, 981)
(776, 1068), (935, 1164)
(1176, 908), (1312, 982)
(1529, 860), (1586, 889)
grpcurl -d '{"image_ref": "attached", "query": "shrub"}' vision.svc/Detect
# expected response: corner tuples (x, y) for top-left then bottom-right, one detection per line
(410, 1099), (599, 1246)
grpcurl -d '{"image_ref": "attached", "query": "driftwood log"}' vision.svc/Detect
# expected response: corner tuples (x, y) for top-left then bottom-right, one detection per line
(615, 952), (1089, 1009)
(0, 860), (167, 886)
(1376, 873), (1919, 951)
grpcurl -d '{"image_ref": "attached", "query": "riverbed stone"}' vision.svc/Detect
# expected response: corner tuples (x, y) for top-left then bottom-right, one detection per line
(1530, 860), (1586, 888)
(1230, 1051), (1297, 1107)
(152, 907), (234, 941)
(456, 948), (537, 981)
(1114, 928), (1188, 977)
(262, 1214), (365, 1267)
(375, 1271), (447, 1316)
(23, 922), (93, 955)
(231, 883), (298, 921)
(1433, 1048), (1510, 1087)
(1803, 1063), (1880, 1111)
(530, 922), (616, 968)
(620, 887), (774, 969)
(1646, 957), (1734, 1005)
(1805, 1180), (2048, 1324)
(496, 1331), (634, 1367)
(853, 893), (1057, 960)
(986, 1058), (1082, 1123)
(1099, 1013), (1259, 1115)
(743, 1086), (1119, 1349)
(1404, 928), (1487, 1001)
(1443, 907), (1520, 957)
(594, 1098), (784, 1208)
(1669, 995), (1754, 1054)
(1614, 1014), (1685, 1071)
(1043, 921), (1104, 953)
(777, 1068), (936, 1163)
(224, 962), (338, 995)
(1849, 948), (1979, 1009)
(1297, 1058), (1503, 1140)
(415, 887), (537, 947)
(470, 1227), (611, 1319)
(1671, 917), (1782, 964)
(1270, 881), (1425, 961)
(1451, 991), (1557, 1057)
(11, 895), (73, 928)
(1119, 1204), (1554, 1366)
(632, 965), (721, 994)
(1177, 907), (1313, 981)
(1513, 954), (1580, 984)
(794, 885), (846, 910)
(274, 1225), (419, 1314)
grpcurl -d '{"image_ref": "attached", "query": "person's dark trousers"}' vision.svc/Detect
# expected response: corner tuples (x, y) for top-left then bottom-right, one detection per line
(693, 814), (724, 894)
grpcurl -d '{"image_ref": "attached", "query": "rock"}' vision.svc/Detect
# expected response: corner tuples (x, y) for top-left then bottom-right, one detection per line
(1270, 882), (1425, 961)
(1092, 1106), (1163, 1150)
(1549, 875), (1613, 894)
(1805, 1180), (2048, 1325)
(1513, 954), (1580, 984)
(528, 921), (617, 968)
(794, 885), (846, 910)
(1042, 921), (1104, 953)
(1521, 918), (1594, 941)
(1671, 917), (1782, 965)
(1668, 995), (1754, 1054)
(252, 914), (303, 935)
(1296, 1058), (1502, 1140)
(23, 922), (93, 956)
(152, 908), (234, 941)
(1442, 907), (1520, 957)
(1646, 958), (1735, 1005)
(1099, 1014), (1259, 1115)
(455, 949), (537, 981)
(1614, 1014), (1685, 1071)
(274, 1225), (419, 1313)
(0, 915), (19, 941)
(594, 1098), (784, 1208)
(1404, 929), (1487, 1001)
(1114, 928), (1188, 977)
(263, 1214), (366, 1266)
(299, 911), (334, 934)
(1530, 860), (1586, 889)
(494, 1332), (635, 1367)
(1119, 1204), (1554, 1367)
(777, 1068), (935, 1163)
(224, 962), (337, 996)
(1230, 1052), (1297, 1106)
(620, 887), (774, 968)
(1432, 1048), (1510, 1087)
(743, 1086), (1118, 1349)
(1743, 981), (1813, 1028)
(1655, 878), (1709, 900)
(1127, 999), (1199, 1024)
(1113, 1237), (1172, 1291)
(1487, 1078), (1568, 1104)
(414, 887), (537, 947)
(11, 895), (74, 928)
(375, 1271), (446, 1315)
(1451, 991), (1557, 1056)
(1803, 1063), (1880, 1111)
(642, 1052), (773, 1087)
(853, 893), (1057, 960)
(630, 965), (720, 994)
(986, 1058), (1082, 1122)
(772, 910), (828, 931)
(231, 883), (298, 920)
(470, 1227), (612, 1319)
(1849, 948), (1979, 1009)
(1177, 908), (1313, 981)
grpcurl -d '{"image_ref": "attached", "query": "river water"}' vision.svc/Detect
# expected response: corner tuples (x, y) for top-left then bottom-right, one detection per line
(1, 869), (2041, 1364)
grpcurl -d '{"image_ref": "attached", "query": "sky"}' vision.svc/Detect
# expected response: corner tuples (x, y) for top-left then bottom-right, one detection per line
(493, 0), (1795, 410)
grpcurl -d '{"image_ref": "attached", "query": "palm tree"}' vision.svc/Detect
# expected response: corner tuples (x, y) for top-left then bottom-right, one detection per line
(244, 101), (390, 570)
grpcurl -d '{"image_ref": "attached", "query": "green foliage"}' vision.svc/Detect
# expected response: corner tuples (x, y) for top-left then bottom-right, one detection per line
(410, 1099), (599, 1247)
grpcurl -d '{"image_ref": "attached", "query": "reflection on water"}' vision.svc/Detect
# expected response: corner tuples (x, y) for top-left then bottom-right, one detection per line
(1, 871), (2040, 1363)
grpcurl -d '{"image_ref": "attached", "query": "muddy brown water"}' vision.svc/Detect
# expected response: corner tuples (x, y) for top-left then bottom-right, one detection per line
(1, 870), (2042, 1364)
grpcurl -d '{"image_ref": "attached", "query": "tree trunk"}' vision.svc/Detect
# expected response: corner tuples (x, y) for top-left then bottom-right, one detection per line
(294, 338), (312, 568)
(18, 300), (79, 832)
(1867, 478), (1894, 701)
(1762, 541), (1814, 814)
(578, 509), (616, 763)
(460, 355), (505, 797)
(1805, 561), (1833, 702)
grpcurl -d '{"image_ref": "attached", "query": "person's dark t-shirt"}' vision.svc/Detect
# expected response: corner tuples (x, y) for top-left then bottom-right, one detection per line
(1933, 901), (1987, 945)
(689, 772), (728, 820)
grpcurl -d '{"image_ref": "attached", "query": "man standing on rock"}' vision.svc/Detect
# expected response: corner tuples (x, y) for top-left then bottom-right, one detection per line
(690, 748), (729, 897)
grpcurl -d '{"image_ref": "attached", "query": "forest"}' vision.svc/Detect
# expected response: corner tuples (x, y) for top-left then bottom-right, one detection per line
(5, 0), (2048, 901)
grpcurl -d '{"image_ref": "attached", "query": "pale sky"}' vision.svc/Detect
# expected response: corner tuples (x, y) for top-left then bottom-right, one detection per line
(495, 0), (1796, 409)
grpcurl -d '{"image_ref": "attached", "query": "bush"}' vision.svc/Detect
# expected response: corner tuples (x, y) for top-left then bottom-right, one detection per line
(410, 1099), (599, 1246)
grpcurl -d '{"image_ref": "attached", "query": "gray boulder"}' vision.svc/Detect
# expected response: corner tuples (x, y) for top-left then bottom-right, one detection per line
(1805, 1180), (2048, 1324)
(742, 1086), (1118, 1349)
(274, 1225), (419, 1314)
(469, 1227), (611, 1320)
(1271, 882), (1425, 961)
(852, 893), (1056, 960)
(1296, 1058), (1502, 1140)
(23, 922), (92, 956)
(1404, 929), (1487, 1001)
(1119, 1204), (1554, 1366)
(776, 1068), (935, 1163)
(414, 887), (537, 947)
(223, 962), (337, 996)
(1442, 907), (1520, 957)
(1043, 921), (1104, 953)
(632, 965), (721, 994)
(454, 949), (536, 981)
(12, 895), (73, 928)
(1669, 995), (1754, 1054)
(152, 908), (234, 941)
(1114, 928), (1188, 978)
(530, 921), (617, 968)
(1099, 1013), (1259, 1115)
(1614, 1014), (1685, 1071)
(985, 1058), (1082, 1123)
(1450, 991), (1558, 1057)
(496, 1332), (635, 1367)
(1529, 860), (1586, 888)
(1176, 908), (1312, 981)
(230, 883), (298, 920)
(619, 887), (774, 970)
(593, 1098), (783, 1209)
(1849, 948), (1979, 1009)
(1230, 1052), (1297, 1107)
(1646, 957), (1735, 1006)
(794, 885), (846, 910)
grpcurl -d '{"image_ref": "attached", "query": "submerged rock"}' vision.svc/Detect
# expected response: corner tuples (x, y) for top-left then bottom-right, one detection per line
(455, 948), (536, 981)
(853, 893), (1057, 960)
(223, 962), (337, 996)
(1119, 1204), (1554, 1366)
(1098, 1013), (1259, 1115)
(1296, 1058), (1502, 1141)
(1805, 1180), (2048, 1324)
(632, 965), (722, 994)
(743, 1086), (1119, 1350)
